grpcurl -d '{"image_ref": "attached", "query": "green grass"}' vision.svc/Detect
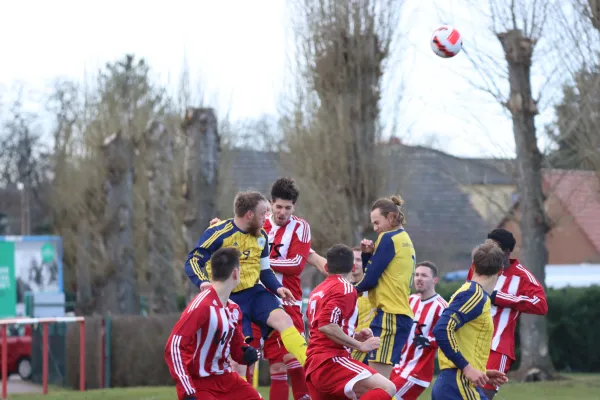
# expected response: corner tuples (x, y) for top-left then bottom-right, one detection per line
(8, 374), (600, 399)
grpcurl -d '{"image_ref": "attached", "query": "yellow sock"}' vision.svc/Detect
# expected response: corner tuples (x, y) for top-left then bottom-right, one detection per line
(280, 326), (308, 366)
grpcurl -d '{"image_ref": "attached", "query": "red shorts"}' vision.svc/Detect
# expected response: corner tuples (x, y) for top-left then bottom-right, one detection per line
(391, 376), (427, 400)
(263, 305), (305, 364)
(306, 356), (377, 399)
(483, 350), (513, 391)
(177, 372), (263, 400)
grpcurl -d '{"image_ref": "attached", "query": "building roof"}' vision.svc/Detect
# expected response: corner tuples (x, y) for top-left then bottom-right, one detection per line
(222, 144), (515, 270)
(543, 169), (600, 254)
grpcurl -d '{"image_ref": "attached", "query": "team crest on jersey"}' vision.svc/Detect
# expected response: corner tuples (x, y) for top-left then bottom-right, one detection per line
(257, 236), (266, 248)
(232, 308), (239, 322)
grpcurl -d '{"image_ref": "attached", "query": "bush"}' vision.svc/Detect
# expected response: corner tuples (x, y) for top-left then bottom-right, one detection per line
(435, 282), (600, 372)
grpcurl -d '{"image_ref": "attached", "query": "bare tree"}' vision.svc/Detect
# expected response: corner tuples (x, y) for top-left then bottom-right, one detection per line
(146, 121), (177, 313)
(100, 132), (138, 314)
(181, 107), (220, 261)
(461, 0), (557, 380)
(282, 0), (403, 249)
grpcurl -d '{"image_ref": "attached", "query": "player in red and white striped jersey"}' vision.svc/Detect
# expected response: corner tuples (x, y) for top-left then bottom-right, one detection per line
(306, 244), (397, 400)
(467, 229), (548, 400)
(164, 248), (262, 400)
(262, 177), (312, 400)
(390, 261), (447, 400)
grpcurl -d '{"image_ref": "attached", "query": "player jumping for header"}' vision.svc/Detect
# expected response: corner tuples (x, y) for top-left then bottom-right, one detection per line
(184, 191), (308, 373)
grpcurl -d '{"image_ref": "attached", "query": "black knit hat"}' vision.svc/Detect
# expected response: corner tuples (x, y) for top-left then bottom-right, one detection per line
(487, 228), (516, 252)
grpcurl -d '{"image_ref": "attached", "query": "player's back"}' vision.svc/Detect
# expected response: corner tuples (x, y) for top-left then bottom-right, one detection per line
(436, 281), (493, 373)
(306, 276), (358, 364)
(165, 288), (242, 378)
(189, 218), (269, 292)
(368, 228), (415, 316)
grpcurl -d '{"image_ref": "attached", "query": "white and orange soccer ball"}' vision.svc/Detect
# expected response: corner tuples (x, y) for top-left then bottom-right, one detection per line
(430, 26), (463, 58)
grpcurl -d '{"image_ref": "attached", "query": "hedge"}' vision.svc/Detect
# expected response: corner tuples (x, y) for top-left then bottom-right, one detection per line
(436, 282), (600, 372)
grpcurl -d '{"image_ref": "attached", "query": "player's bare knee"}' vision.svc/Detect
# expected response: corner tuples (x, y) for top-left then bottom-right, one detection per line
(266, 309), (293, 331)
(270, 362), (286, 374)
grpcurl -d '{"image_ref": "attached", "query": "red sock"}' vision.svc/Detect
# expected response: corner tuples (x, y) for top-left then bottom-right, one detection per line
(246, 367), (253, 384)
(270, 372), (289, 400)
(285, 359), (310, 400)
(361, 388), (392, 400)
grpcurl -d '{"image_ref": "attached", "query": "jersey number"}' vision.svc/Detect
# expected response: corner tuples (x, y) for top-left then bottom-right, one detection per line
(241, 250), (251, 260)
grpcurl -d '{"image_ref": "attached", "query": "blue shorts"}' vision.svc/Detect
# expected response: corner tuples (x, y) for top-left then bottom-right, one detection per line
(230, 284), (283, 340)
(432, 369), (488, 400)
(363, 310), (412, 365)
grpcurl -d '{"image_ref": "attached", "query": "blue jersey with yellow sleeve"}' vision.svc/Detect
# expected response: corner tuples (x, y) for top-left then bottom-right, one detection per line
(355, 228), (415, 316)
(184, 219), (282, 294)
(433, 281), (493, 373)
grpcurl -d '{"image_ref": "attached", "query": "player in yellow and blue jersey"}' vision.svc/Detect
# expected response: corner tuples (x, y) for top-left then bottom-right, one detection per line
(354, 195), (416, 378)
(432, 241), (509, 400)
(184, 190), (309, 371)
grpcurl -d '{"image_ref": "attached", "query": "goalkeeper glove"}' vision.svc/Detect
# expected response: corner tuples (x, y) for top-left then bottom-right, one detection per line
(242, 345), (260, 366)
(413, 335), (431, 349)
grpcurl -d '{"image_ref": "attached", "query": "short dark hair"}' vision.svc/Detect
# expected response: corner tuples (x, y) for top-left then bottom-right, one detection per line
(210, 247), (241, 281)
(487, 228), (516, 252)
(472, 242), (505, 276)
(326, 244), (354, 274)
(271, 177), (300, 203)
(417, 261), (438, 277)
(234, 191), (268, 217)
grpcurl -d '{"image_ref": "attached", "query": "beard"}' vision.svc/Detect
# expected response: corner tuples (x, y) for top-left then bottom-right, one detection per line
(248, 216), (263, 237)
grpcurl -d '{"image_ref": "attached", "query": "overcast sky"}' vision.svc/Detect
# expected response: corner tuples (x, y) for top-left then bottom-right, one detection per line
(0, 0), (562, 158)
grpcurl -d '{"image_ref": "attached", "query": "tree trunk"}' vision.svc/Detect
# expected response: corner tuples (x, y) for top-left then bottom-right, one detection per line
(146, 121), (177, 314)
(75, 219), (94, 315)
(498, 29), (555, 381)
(101, 132), (138, 315)
(182, 108), (220, 295)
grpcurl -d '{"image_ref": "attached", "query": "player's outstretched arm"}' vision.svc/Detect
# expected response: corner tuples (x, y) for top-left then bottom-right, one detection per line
(307, 250), (328, 276)
(354, 234), (395, 293)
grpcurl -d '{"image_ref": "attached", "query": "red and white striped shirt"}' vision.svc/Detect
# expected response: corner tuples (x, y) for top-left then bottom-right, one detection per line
(467, 258), (548, 360)
(305, 275), (358, 375)
(164, 288), (247, 398)
(393, 294), (448, 387)
(264, 214), (311, 303)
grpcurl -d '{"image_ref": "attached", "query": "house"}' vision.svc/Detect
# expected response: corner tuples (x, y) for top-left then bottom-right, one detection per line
(220, 143), (517, 273)
(499, 169), (600, 264)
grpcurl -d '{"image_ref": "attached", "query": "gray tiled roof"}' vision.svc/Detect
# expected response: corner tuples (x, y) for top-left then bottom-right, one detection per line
(222, 145), (515, 272)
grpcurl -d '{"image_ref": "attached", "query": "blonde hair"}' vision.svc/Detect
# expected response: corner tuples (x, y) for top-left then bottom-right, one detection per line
(372, 195), (406, 226)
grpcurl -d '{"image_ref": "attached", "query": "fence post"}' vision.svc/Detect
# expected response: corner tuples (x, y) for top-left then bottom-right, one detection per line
(104, 316), (111, 388)
(79, 320), (85, 391)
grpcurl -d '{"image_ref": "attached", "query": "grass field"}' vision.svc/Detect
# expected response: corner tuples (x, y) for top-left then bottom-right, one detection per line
(8, 374), (600, 399)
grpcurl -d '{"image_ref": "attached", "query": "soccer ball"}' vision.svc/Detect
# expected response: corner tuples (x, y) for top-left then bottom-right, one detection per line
(430, 26), (463, 58)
